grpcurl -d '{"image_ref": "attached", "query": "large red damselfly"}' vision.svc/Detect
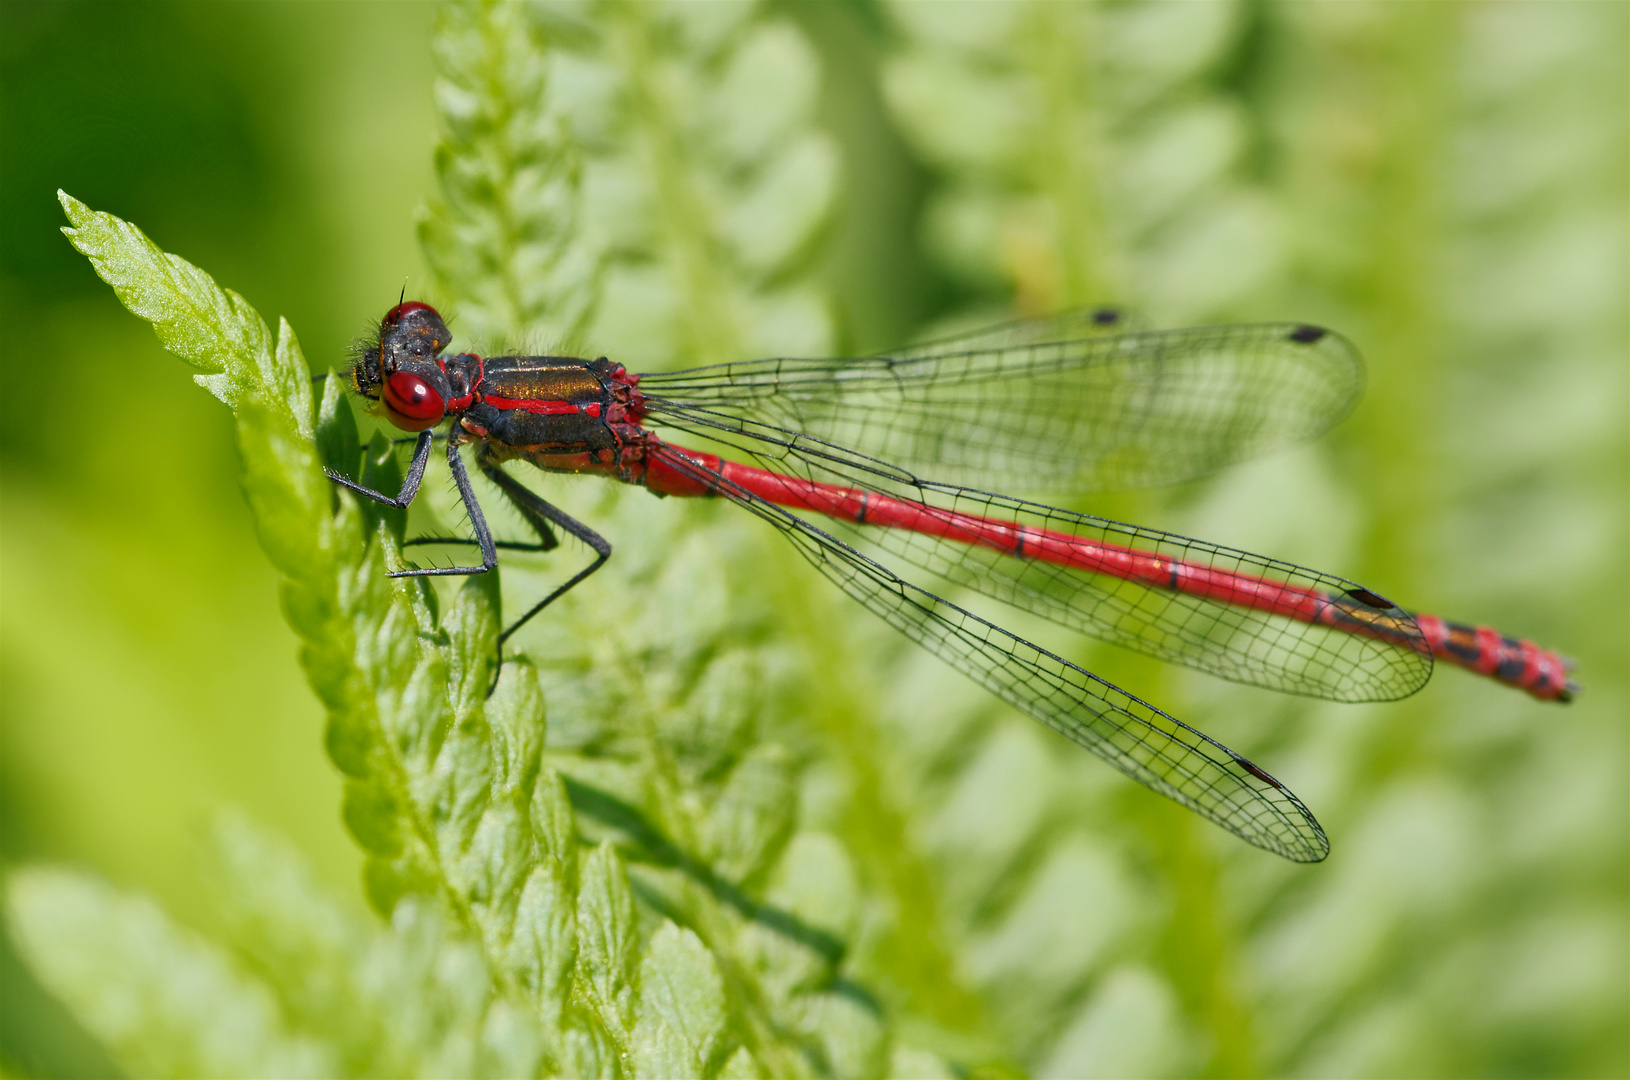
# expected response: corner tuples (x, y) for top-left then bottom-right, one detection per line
(327, 301), (1576, 862)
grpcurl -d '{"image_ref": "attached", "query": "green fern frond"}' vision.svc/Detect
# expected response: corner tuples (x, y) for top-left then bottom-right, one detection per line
(414, 2), (904, 1076)
(884, 0), (1281, 322)
(418, 0), (603, 344)
(27, 0), (908, 1073)
(44, 186), (751, 1075)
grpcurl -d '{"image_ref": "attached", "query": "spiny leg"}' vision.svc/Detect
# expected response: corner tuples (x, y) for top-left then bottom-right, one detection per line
(346, 435), (611, 690)
(325, 428), (435, 509)
(477, 453), (611, 691)
(378, 433), (560, 554)
(385, 435), (497, 578)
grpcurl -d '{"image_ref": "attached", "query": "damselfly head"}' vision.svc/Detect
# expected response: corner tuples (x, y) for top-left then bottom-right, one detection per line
(346, 301), (455, 432)
(379, 301), (452, 368)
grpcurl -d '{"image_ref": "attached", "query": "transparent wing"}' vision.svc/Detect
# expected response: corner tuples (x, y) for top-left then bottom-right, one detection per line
(646, 442), (1330, 861)
(636, 315), (1363, 494)
(640, 399), (1433, 704)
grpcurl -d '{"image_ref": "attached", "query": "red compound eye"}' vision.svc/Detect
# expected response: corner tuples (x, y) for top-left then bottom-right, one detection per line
(381, 371), (446, 431)
(382, 300), (441, 329)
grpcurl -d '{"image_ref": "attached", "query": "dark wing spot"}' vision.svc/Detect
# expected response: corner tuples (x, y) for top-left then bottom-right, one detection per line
(1288, 325), (1328, 344)
(1233, 755), (1283, 788)
(1092, 308), (1122, 325)
(1345, 587), (1393, 609)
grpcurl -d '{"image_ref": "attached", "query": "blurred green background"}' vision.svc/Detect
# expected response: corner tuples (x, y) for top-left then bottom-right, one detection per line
(1, 1), (1624, 1076)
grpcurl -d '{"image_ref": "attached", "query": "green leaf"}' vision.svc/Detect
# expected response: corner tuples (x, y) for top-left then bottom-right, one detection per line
(575, 842), (638, 1043)
(43, 186), (643, 1072)
(705, 744), (796, 884)
(418, 0), (603, 344)
(36, 0), (883, 1074)
(631, 922), (727, 1080)
(507, 846), (578, 1028)
(7, 869), (334, 1079)
(58, 190), (313, 438)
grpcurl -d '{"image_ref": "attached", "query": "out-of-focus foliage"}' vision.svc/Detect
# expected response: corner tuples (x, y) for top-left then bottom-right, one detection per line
(2, 1), (1624, 1078)
(885, 0), (1282, 319)
(871, 4), (1629, 1077)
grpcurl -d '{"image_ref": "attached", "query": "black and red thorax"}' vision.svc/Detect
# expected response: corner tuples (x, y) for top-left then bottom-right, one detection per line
(350, 301), (653, 478)
(455, 354), (649, 476)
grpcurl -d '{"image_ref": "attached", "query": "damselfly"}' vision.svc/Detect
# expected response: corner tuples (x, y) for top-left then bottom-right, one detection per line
(327, 301), (1576, 861)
